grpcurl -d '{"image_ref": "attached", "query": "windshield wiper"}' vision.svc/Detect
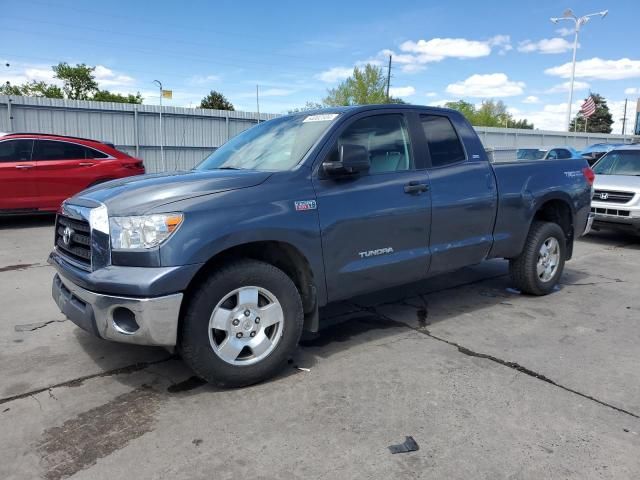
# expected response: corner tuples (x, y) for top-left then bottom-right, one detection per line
(216, 166), (243, 170)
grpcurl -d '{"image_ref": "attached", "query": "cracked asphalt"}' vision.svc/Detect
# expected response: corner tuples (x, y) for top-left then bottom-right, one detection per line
(1, 215), (639, 479)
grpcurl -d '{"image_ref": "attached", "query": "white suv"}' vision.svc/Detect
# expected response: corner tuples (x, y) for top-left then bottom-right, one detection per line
(591, 144), (640, 235)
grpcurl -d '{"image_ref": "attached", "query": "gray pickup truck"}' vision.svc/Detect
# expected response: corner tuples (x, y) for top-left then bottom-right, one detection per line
(50, 105), (594, 386)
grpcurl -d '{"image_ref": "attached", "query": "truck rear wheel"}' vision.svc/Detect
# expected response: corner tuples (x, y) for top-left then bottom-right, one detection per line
(509, 221), (566, 295)
(179, 259), (304, 387)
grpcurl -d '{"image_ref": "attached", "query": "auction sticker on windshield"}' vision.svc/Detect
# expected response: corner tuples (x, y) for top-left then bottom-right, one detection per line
(303, 114), (339, 123)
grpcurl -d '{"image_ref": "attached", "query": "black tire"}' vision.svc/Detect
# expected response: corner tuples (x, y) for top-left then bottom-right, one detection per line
(509, 221), (566, 295)
(179, 259), (304, 387)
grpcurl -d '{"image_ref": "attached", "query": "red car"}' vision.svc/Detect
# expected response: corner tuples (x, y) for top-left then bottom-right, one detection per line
(0, 133), (145, 213)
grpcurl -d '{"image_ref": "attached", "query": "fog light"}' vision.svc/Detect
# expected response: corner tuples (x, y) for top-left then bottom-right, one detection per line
(112, 307), (139, 334)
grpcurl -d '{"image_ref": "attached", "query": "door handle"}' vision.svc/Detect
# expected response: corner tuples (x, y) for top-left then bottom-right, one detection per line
(15, 164), (33, 169)
(404, 181), (429, 194)
(79, 162), (95, 166)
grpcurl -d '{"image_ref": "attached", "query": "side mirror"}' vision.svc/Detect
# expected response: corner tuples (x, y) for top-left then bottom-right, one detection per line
(323, 144), (370, 176)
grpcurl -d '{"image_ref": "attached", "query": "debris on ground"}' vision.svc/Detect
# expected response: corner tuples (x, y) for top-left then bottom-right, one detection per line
(295, 366), (311, 372)
(388, 436), (420, 454)
(506, 288), (521, 295)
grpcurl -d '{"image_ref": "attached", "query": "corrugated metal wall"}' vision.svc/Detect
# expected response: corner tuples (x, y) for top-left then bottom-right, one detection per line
(0, 96), (278, 172)
(1, 95), (636, 172)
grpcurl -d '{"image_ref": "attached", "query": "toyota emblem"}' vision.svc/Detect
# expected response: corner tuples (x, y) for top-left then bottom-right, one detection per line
(599, 192), (609, 200)
(62, 226), (74, 246)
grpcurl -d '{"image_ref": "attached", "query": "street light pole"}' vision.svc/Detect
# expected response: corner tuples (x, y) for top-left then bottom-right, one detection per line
(153, 79), (164, 171)
(550, 9), (608, 132)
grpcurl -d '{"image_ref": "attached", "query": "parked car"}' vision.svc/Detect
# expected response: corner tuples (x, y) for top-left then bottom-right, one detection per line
(49, 105), (593, 387)
(581, 143), (625, 166)
(514, 147), (581, 161)
(590, 144), (640, 234)
(516, 148), (546, 160)
(0, 133), (145, 214)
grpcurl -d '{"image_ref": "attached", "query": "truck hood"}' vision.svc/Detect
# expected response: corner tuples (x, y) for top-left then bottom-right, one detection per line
(73, 169), (272, 215)
(594, 174), (640, 192)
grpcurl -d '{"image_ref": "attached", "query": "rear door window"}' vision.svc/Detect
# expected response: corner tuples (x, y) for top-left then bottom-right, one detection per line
(85, 147), (109, 159)
(420, 115), (466, 167)
(0, 139), (34, 162)
(33, 140), (86, 161)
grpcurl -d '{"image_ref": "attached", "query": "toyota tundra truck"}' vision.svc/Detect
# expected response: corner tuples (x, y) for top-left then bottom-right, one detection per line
(49, 105), (594, 387)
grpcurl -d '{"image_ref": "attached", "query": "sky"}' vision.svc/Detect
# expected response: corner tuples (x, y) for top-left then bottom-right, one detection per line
(2, 0), (639, 133)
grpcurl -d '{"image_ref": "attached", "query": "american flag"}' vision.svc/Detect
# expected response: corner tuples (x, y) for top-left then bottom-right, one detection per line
(580, 96), (596, 118)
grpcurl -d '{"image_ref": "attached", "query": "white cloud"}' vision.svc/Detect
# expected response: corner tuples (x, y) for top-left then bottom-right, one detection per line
(545, 57), (640, 80)
(518, 38), (574, 54)
(625, 87), (640, 95)
(381, 35), (511, 73)
(446, 73), (525, 97)
(522, 95), (540, 104)
(316, 66), (352, 83)
(427, 99), (450, 107)
(389, 86), (416, 97)
(426, 92), (438, 97)
(427, 99), (451, 107)
(545, 81), (590, 93)
(511, 101), (581, 131)
(513, 98), (631, 132)
(188, 74), (221, 85)
(400, 38), (491, 60)
(0, 63), (59, 86)
(556, 27), (574, 37)
(93, 65), (135, 88)
(355, 58), (384, 67)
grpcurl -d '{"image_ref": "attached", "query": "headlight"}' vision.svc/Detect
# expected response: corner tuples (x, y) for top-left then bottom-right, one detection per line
(110, 213), (183, 249)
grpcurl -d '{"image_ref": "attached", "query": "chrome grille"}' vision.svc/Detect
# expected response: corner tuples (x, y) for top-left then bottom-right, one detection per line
(592, 190), (634, 204)
(55, 215), (91, 269)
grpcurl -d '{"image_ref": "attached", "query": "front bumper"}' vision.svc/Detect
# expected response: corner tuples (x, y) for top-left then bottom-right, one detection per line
(591, 201), (640, 232)
(582, 213), (595, 236)
(52, 272), (183, 346)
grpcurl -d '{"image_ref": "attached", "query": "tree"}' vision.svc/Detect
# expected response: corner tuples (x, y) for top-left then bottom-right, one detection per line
(52, 62), (98, 100)
(92, 90), (143, 104)
(444, 99), (534, 129)
(3, 62), (144, 104)
(324, 64), (395, 106)
(0, 80), (63, 98)
(199, 90), (234, 110)
(569, 93), (613, 133)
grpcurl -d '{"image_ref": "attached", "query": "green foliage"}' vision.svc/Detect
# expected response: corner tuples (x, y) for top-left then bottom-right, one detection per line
(0, 80), (63, 98)
(92, 90), (143, 104)
(199, 90), (234, 110)
(323, 64), (399, 106)
(3, 63), (145, 104)
(569, 93), (613, 133)
(445, 99), (534, 129)
(52, 62), (98, 100)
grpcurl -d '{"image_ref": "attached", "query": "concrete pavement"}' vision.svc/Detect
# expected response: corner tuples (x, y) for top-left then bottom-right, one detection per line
(1, 216), (639, 479)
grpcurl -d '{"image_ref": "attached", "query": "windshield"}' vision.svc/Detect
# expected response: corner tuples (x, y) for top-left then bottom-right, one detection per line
(593, 150), (640, 176)
(195, 113), (338, 171)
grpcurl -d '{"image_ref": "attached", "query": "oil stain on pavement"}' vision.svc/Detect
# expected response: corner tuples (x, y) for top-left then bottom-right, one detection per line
(36, 385), (161, 480)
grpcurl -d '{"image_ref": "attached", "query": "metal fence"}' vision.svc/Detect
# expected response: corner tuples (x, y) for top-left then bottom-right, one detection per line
(0, 95), (278, 172)
(1, 95), (637, 172)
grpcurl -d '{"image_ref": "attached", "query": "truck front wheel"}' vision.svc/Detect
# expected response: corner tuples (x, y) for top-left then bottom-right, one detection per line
(179, 259), (304, 387)
(509, 221), (566, 295)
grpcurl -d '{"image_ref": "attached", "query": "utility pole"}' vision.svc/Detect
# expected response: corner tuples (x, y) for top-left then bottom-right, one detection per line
(385, 55), (392, 100)
(621, 98), (628, 135)
(256, 84), (260, 124)
(153, 80), (165, 171)
(550, 9), (608, 131)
